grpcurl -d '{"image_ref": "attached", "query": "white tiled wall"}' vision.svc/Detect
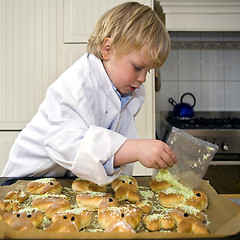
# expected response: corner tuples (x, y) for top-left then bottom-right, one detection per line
(156, 32), (240, 137)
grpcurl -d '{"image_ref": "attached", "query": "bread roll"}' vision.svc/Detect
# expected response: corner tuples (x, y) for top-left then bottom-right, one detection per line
(150, 179), (172, 192)
(46, 208), (91, 232)
(27, 178), (62, 195)
(114, 186), (141, 202)
(76, 192), (111, 211)
(177, 219), (210, 234)
(3, 209), (44, 231)
(135, 200), (152, 214)
(98, 204), (142, 230)
(72, 178), (106, 193)
(170, 207), (206, 225)
(170, 207), (209, 234)
(111, 176), (138, 192)
(98, 197), (118, 213)
(5, 190), (29, 203)
(185, 191), (208, 211)
(32, 194), (71, 219)
(158, 187), (208, 211)
(0, 199), (21, 212)
(143, 213), (175, 231)
(104, 219), (136, 233)
(158, 190), (185, 208)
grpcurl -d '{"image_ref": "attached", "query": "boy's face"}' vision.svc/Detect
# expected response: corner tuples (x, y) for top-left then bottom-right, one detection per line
(101, 39), (152, 94)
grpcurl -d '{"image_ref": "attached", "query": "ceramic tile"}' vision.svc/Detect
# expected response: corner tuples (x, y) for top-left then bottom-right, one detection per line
(178, 50), (201, 81)
(200, 32), (224, 41)
(156, 32), (240, 116)
(169, 32), (178, 41)
(177, 32), (201, 41)
(178, 81), (201, 110)
(224, 50), (240, 81)
(155, 81), (178, 112)
(201, 50), (224, 81)
(225, 82), (240, 111)
(202, 82), (225, 111)
(223, 32), (240, 41)
(160, 49), (178, 81)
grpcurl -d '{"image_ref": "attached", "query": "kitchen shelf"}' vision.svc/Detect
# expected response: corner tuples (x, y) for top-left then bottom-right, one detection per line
(158, 0), (240, 31)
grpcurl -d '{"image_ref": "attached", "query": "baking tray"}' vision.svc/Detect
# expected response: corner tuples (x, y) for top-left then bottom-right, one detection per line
(0, 177), (240, 240)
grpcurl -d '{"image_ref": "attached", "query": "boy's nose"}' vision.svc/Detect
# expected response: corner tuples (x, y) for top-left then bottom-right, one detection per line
(137, 72), (147, 83)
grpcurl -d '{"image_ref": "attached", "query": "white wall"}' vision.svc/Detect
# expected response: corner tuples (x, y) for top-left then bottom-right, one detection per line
(156, 31), (240, 137)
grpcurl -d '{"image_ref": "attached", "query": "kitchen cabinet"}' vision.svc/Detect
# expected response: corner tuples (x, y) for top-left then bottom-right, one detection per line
(64, 0), (154, 43)
(158, 0), (240, 31)
(0, 0), (155, 175)
(0, 132), (20, 174)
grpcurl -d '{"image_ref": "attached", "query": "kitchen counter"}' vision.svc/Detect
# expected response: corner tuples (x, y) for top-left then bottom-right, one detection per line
(220, 194), (240, 206)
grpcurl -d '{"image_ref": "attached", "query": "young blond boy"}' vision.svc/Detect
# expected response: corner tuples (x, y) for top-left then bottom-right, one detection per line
(2, 2), (177, 185)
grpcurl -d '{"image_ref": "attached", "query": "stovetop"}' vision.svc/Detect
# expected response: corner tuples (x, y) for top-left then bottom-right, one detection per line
(166, 117), (240, 130)
(164, 111), (240, 130)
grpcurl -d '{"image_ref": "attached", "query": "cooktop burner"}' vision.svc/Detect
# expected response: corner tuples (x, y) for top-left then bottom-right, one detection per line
(166, 117), (240, 130)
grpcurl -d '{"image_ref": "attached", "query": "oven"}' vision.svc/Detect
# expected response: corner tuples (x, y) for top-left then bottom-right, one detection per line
(160, 111), (240, 193)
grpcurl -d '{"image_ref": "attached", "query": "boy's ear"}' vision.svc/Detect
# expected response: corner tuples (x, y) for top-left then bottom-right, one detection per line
(101, 38), (112, 60)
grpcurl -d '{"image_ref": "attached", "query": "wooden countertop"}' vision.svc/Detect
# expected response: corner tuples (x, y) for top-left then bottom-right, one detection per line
(220, 194), (240, 199)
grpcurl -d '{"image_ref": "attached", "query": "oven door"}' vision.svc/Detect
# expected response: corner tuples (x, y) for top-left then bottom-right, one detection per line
(204, 165), (240, 194)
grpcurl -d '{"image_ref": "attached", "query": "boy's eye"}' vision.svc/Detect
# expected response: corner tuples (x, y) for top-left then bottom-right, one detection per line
(134, 66), (142, 71)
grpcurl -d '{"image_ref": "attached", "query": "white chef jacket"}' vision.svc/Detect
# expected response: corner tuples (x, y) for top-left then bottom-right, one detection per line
(1, 53), (145, 186)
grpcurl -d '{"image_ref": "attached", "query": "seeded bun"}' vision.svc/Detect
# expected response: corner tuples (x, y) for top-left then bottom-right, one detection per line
(135, 200), (152, 214)
(177, 219), (210, 234)
(150, 179), (172, 192)
(72, 178), (106, 193)
(170, 207), (207, 225)
(3, 209), (44, 231)
(0, 199), (21, 212)
(143, 213), (175, 231)
(158, 190), (185, 208)
(5, 190), (29, 203)
(98, 204), (142, 230)
(104, 219), (136, 233)
(46, 209), (91, 232)
(114, 186), (141, 202)
(76, 192), (111, 211)
(111, 176), (140, 202)
(185, 191), (208, 211)
(27, 178), (62, 195)
(111, 176), (138, 192)
(32, 195), (71, 219)
(98, 197), (118, 213)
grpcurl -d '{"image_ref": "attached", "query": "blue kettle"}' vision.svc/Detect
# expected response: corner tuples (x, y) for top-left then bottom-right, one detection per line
(169, 93), (196, 119)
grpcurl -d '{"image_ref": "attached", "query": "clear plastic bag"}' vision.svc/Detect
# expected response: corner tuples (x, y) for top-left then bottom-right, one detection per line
(153, 127), (218, 189)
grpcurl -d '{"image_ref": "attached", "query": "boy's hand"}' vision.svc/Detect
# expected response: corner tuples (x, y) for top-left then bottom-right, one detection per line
(137, 139), (177, 169)
(114, 139), (177, 169)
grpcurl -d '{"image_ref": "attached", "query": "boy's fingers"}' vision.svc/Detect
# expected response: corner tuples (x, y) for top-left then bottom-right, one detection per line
(164, 145), (177, 164)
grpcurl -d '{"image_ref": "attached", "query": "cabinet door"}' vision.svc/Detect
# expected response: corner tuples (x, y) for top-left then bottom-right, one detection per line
(63, 44), (87, 70)
(0, 132), (20, 175)
(64, 0), (153, 43)
(0, 0), (66, 130)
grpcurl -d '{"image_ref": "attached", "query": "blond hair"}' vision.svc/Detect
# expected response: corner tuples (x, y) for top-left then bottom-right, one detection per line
(87, 2), (170, 68)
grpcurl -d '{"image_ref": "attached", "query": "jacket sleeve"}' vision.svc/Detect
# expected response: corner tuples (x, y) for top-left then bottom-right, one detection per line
(43, 93), (127, 186)
(71, 126), (127, 186)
